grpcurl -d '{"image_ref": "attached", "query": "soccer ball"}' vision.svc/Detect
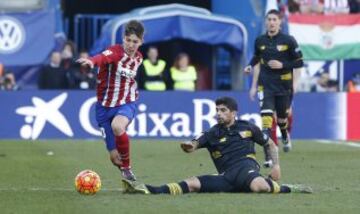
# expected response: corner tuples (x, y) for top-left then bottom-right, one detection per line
(75, 170), (101, 195)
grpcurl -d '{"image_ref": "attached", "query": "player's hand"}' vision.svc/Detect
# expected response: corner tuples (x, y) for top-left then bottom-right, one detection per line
(181, 141), (195, 153)
(268, 60), (283, 69)
(269, 164), (281, 181)
(76, 57), (94, 69)
(249, 87), (257, 101)
(243, 65), (252, 74)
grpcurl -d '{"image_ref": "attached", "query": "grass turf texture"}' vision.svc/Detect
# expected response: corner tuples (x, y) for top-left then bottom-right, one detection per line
(0, 140), (359, 214)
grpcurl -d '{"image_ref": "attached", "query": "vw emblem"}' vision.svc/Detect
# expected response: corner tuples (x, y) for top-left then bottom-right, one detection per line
(0, 16), (25, 54)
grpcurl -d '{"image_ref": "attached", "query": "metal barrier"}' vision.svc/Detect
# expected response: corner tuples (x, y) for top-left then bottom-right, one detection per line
(73, 14), (116, 51)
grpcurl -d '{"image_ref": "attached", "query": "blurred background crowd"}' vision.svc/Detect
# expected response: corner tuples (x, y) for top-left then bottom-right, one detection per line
(0, 0), (360, 93)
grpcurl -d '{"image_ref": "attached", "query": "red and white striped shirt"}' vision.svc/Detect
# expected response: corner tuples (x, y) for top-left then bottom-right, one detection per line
(90, 45), (143, 107)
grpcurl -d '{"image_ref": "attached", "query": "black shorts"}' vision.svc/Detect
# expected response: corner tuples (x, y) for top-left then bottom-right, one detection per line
(198, 159), (261, 193)
(258, 93), (290, 119)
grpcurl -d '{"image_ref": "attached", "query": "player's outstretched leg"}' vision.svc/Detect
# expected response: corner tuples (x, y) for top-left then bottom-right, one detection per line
(122, 179), (190, 195)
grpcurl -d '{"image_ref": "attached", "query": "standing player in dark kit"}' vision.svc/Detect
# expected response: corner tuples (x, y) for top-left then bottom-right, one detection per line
(244, 9), (304, 167)
(77, 20), (145, 181)
(122, 97), (312, 195)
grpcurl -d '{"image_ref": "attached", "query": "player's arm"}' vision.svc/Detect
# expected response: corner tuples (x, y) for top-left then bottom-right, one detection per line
(267, 138), (281, 181)
(267, 138), (279, 166)
(76, 46), (119, 68)
(244, 38), (260, 73)
(250, 123), (280, 180)
(249, 63), (260, 101)
(180, 132), (209, 153)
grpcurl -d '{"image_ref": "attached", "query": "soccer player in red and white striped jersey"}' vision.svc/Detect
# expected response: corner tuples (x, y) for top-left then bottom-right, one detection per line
(77, 20), (145, 181)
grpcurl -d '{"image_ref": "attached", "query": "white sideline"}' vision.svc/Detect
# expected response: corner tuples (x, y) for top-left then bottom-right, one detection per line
(313, 140), (360, 148)
(0, 187), (122, 192)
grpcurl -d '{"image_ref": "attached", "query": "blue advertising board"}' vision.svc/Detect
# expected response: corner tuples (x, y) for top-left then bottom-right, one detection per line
(0, 91), (346, 140)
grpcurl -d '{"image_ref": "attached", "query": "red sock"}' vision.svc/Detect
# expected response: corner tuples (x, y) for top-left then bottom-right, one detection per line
(288, 113), (293, 134)
(271, 116), (278, 146)
(115, 133), (130, 169)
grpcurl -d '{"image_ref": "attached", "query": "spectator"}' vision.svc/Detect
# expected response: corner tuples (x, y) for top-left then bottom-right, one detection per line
(170, 53), (197, 91)
(347, 72), (360, 92)
(314, 72), (339, 92)
(67, 50), (96, 89)
(61, 41), (77, 70)
(324, 0), (350, 14)
(0, 63), (3, 76)
(38, 51), (69, 89)
(0, 71), (18, 91)
(298, 0), (324, 14)
(348, 0), (360, 13)
(0, 63), (18, 91)
(288, 0), (301, 13)
(137, 46), (172, 91)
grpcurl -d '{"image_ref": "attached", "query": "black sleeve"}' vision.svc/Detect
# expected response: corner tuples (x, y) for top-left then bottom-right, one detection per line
(136, 64), (146, 90)
(283, 36), (304, 69)
(249, 37), (261, 67)
(249, 122), (269, 146)
(192, 131), (210, 148)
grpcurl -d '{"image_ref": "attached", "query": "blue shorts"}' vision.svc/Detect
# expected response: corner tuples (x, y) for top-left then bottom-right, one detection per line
(95, 101), (137, 151)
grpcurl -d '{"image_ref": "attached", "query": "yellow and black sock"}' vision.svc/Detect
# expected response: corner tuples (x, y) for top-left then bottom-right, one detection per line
(265, 178), (291, 193)
(146, 181), (189, 195)
(265, 178), (280, 193)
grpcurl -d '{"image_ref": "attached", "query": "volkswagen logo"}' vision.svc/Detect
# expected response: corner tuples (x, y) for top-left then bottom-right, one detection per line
(0, 16), (25, 54)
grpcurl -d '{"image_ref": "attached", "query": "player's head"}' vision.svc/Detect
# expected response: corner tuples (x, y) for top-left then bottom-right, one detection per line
(265, 9), (281, 35)
(123, 20), (144, 56)
(215, 97), (238, 126)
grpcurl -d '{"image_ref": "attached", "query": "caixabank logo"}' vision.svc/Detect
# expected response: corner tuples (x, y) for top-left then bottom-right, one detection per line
(0, 16), (25, 54)
(12, 92), (262, 139)
(15, 93), (74, 140)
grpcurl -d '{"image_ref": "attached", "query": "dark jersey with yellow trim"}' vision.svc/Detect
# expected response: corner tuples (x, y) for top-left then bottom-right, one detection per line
(250, 32), (303, 96)
(195, 120), (269, 174)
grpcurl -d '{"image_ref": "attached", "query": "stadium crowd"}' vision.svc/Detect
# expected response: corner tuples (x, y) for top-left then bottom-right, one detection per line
(285, 0), (359, 14)
(0, 0), (359, 92)
(2, 38), (360, 93)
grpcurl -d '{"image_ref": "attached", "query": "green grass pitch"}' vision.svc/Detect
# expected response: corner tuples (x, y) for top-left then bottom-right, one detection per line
(0, 140), (359, 214)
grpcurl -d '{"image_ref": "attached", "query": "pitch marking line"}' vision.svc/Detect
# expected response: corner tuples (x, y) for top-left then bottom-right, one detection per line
(0, 187), (122, 192)
(314, 140), (360, 148)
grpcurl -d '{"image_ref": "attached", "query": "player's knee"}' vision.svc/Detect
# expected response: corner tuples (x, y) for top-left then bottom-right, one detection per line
(261, 113), (273, 129)
(184, 177), (201, 192)
(250, 177), (270, 193)
(111, 123), (126, 136)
